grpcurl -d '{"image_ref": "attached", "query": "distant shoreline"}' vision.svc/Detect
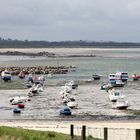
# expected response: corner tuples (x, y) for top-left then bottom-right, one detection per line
(0, 51), (97, 57)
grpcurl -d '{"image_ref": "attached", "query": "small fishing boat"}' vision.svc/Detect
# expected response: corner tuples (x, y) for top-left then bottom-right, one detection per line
(9, 96), (30, 105)
(18, 71), (25, 79)
(1, 70), (11, 81)
(92, 74), (100, 80)
(60, 106), (71, 115)
(132, 74), (140, 81)
(67, 101), (78, 109)
(29, 84), (38, 93)
(62, 96), (75, 104)
(69, 80), (78, 89)
(115, 72), (128, 82)
(13, 108), (21, 113)
(112, 98), (129, 110)
(109, 74), (116, 80)
(29, 83), (43, 94)
(18, 104), (25, 109)
(108, 89), (124, 102)
(61, 84), (72, 93)
(100, 83), (113, 90)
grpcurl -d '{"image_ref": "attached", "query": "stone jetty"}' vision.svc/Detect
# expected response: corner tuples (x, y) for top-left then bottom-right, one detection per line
(0, 66), (76, 75)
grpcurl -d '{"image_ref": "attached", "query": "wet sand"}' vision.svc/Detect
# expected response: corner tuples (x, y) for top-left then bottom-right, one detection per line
(0, 84), (139, 120)
(1, 48), (140, 57)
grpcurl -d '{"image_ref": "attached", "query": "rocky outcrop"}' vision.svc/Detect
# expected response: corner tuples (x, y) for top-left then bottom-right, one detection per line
(0, 51), (55, 57)
(0, 66), (77, 75)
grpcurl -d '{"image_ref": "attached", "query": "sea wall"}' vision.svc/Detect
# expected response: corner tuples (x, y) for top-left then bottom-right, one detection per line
(0, 66), (76, 75)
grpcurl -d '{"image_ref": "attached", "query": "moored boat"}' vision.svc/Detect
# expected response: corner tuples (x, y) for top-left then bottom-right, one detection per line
(9, 96), (30, 105)
(60, 106), (71, 115)
(18, 104), (25, 109)
(69, 80), (78, 89)
(112, 98), (129, 110)
(108, 89), (124, 102)
(132, 74), (140, 81)
(13, 108), (21, 113)
(67, 101), (78, 109)
(115, 72), (128, 82)
(1, 70), (11, 81)
(92, 74), (101, 80)
(18, 70), (25, 79)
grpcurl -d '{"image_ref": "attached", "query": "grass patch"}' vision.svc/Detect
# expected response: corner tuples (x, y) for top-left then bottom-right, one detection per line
(0, 126), (101, 140)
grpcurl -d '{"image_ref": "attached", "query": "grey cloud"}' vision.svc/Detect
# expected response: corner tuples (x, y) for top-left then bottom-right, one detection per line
(0, 0), (140, 41)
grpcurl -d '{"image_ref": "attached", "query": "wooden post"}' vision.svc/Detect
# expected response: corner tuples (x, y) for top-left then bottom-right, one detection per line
(104, 127), (108, 140)
(81, 125), (86, 140)
(136, 129), (140, 140)
(70, 124), (74, 139)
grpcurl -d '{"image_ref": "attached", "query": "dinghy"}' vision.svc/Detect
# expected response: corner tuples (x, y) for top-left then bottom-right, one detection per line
(1, 70), (11, 81)
(60, 106), (71, 115)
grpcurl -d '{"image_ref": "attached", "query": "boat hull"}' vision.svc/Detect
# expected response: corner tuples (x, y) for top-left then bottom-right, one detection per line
(2, 76), (11, 81)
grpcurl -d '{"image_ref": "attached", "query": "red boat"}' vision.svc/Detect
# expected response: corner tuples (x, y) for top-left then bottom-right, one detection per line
(18, 104), (25, 109)
(132, 74), (140, 80)
(18, 71), (25, 79)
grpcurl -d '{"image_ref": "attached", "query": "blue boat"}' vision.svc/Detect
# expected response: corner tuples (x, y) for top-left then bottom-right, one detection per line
(60, 106), (71, 115)
(13, 108), (21, 113)
(27, 74), (33, 83)
(1, 70), (11, 81)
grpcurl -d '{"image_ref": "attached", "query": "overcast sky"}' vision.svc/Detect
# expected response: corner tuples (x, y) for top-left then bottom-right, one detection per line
(0, 0), (140, 42)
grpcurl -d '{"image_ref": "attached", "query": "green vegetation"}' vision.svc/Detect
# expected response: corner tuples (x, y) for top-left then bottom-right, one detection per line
(0, 126), (101, 140)
(0, 37), (140, 48)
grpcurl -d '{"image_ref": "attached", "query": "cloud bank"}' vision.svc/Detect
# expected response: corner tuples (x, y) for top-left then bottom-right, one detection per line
(0, 0), (140, 41)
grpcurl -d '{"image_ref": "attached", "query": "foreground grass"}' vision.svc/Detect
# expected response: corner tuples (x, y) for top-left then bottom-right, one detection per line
(0, 126), (101, 140)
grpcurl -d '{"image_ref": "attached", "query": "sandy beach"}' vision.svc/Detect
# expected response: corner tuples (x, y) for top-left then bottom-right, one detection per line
(1, 47), (140, 56)
(0, 84), (140, 139)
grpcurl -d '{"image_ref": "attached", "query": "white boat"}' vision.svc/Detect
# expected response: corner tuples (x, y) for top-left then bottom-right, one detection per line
(68, 80), (78, 89)
(100, 83), (113, 90)
(108, 89), (124, 102)
(61, 83), (72, 93)
(9, 96), (30, 105)
(29, 84), (38, 93)
(29, 83), (43, 94)
(62, 96), (75, 104)
(1, 70), (11, 81)
(114, 80), (125, 87)
(115, 72), (128, 82)
(67, 101), (78, 109)
(60, 90), (69, 99)
(109, 74), (116, 81)
(112, 98), (129, 110)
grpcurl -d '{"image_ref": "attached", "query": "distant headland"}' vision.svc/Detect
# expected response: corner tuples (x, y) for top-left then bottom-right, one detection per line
(0, 37), (140, 48)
